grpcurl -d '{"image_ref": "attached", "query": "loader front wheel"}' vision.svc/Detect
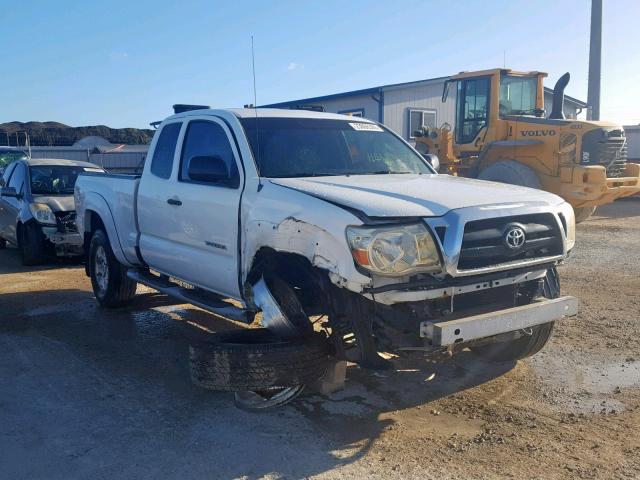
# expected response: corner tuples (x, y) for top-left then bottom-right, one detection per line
(478, 161), (541, 190)
(573, 206), (596, 223)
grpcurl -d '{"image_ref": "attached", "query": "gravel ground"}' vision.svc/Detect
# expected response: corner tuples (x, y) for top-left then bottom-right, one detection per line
(0, 199), (638, 480)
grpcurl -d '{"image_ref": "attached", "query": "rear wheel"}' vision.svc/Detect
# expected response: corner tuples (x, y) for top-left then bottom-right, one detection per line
(574, 206), (596, 223)
(472, 268), (559, 362)
(20, 222), (46, 266)
(89, 229), (137, 308)
(478, 160), (541, 189)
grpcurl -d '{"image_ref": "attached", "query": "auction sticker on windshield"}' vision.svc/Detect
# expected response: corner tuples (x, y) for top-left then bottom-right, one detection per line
(349, 122), (383, 132)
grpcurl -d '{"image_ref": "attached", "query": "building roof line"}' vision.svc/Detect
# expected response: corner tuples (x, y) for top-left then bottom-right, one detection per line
(263, 75), (587, 108)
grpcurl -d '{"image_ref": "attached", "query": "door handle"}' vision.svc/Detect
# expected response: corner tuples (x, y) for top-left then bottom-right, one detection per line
(167, 198), (182, 206)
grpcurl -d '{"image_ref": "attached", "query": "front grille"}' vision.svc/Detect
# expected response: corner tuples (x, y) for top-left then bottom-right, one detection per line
(55, 211), (78, 234)
(581, 129), (628, 178)
(457, 213), (563, 270)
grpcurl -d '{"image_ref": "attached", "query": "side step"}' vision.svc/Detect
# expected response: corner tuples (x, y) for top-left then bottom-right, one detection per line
(127, 269), (253, 324)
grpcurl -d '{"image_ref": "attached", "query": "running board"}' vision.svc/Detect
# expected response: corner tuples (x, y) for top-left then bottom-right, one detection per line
(127, 269), (253, 324)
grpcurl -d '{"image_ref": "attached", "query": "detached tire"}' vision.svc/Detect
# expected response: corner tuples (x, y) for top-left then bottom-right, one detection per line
(574, 206), (596, 223)
(20, 222), (46, 266)
(189, 329), (330, 391)
(478, 161), (541, 189)
(89, 229), (137, 308)
(472, 268), (559, 362)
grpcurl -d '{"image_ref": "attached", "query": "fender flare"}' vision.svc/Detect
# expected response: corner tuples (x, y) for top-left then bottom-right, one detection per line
(79, 191), (134, 266)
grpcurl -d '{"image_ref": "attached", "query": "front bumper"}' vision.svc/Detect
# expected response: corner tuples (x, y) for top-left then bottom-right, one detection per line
(421, 296), (579, 346)
(41, 226), (83, 256)
(560, 163), (640, 208)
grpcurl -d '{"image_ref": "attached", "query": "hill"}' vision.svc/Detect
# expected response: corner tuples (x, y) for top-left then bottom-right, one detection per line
(0, 121), (154, 146)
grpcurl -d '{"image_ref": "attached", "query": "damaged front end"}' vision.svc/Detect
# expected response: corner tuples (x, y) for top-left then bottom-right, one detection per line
(41, 211), (83, 257)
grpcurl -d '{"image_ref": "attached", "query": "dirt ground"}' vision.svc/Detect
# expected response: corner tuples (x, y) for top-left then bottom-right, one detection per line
(1, 199), (639, 480)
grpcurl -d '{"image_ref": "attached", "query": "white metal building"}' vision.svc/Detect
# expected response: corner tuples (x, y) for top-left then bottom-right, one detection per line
(264, 75), (587, 142)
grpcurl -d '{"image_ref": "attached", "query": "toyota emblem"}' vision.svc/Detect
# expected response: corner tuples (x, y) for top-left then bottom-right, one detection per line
(505, 226), (526, 249)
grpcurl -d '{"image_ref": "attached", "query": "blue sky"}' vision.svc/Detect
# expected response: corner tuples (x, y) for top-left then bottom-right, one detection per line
(1, 0), (638, 128)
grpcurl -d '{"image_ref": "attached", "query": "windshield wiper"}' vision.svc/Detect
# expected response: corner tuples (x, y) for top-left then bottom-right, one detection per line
(360, 170), (415, 175)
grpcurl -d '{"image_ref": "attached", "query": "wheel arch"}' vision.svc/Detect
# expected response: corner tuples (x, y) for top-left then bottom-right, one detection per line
(79, 194), (131, 268)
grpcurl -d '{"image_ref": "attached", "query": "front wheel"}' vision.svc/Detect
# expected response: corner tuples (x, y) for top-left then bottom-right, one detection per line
(472, 268), (559, 362)
(89, 229), (137, 308)
(20, 222), (47, 266)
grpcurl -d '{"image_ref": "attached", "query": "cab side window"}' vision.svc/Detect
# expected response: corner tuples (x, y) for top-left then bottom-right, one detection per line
(150, 122), (181, 179)
(179, 120), (240, 188)
(456, 77), (490, 144)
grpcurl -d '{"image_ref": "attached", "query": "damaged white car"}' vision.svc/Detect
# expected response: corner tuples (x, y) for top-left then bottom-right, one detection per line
(74, 107), (578, 409)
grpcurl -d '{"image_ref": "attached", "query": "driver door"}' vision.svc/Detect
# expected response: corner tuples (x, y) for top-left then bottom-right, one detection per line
(138, 117), (244, 299)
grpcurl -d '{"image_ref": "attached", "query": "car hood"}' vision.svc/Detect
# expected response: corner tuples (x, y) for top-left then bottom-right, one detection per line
(32, 195), (75, 213)
(270, 174), (564, 217)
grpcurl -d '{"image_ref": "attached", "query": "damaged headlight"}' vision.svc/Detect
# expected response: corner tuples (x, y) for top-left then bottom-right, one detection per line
(29, 203), (57, 226)
(346, 223), (442, 276)
(558, 202), (576, 251)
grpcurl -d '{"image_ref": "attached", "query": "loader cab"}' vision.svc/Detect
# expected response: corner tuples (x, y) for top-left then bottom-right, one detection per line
(443, 69), (547, 147)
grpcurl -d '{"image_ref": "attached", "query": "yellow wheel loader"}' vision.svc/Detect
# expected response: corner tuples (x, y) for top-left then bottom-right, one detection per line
(414, 69), (640, 222)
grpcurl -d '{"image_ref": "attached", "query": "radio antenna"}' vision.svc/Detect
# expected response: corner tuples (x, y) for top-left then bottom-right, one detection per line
(251, 35), (258, 109)
(250, 35), (263, 190)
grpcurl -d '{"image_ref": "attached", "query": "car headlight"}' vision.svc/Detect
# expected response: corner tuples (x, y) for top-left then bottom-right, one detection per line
(346, 223), (442, 276)
(29, 203), (57, 226)
(558, 203), (576, 251)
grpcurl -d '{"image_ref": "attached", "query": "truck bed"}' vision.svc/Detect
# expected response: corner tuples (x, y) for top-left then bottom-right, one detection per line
(75, 172), (142, 266)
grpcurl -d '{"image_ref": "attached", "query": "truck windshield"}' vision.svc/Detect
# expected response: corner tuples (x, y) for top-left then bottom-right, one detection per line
(240, 118), (433, 178)
(29, 165), (87, 195)
(499, 75), (538, 117)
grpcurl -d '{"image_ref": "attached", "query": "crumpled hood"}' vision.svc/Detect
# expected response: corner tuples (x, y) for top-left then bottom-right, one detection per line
(32, 195), (75, 213)
(270, 174), (564, 217)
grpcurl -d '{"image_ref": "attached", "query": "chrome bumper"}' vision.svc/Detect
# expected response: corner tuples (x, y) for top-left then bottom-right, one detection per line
(420, 296), (579, 346)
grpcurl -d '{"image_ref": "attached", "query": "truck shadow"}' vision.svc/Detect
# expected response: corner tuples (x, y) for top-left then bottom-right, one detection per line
(0, 288), (515, 480)
(591, 198), (640, 220)
(0, 246), (84, 274)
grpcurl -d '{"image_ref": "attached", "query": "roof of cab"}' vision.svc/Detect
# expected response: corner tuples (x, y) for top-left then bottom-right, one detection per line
(24, 158), (100, 168)
(164, 107), (377, 123)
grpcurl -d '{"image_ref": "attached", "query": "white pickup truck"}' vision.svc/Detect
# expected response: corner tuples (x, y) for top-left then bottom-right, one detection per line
(75, 107), (578, 406)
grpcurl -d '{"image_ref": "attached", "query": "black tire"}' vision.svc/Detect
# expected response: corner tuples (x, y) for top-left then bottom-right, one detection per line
(574, 206), (596, 223)
(189, 328), (330, 391)
(478, 161), (541, 189)
(0, 237), (6, 249)
(472, 268), (560, 362)
(89, 229), (137, 308)
(20, 222), (47, 266)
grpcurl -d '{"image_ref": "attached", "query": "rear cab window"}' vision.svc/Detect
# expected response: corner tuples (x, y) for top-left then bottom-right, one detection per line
(150, 122), (181, 179)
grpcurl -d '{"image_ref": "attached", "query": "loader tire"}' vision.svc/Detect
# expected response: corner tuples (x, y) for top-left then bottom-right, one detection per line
(89, 229), (137, 308)
(478, 161), (541, 190)
(472, 268), (559, 362)
(189, 329), (330, 391)
(574, 206), (596, 223)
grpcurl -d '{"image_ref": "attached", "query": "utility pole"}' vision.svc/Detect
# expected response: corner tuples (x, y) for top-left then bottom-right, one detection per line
(587, 0), (602, 120)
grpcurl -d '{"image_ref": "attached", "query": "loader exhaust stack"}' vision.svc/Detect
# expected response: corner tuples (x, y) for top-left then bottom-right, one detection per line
(549, 72), (570, 119)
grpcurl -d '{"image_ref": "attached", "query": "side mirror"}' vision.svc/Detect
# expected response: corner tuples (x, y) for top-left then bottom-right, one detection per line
(187, 155), (231, 184)
(1, 186), (20, 198)
(422, 154), (440, 173)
